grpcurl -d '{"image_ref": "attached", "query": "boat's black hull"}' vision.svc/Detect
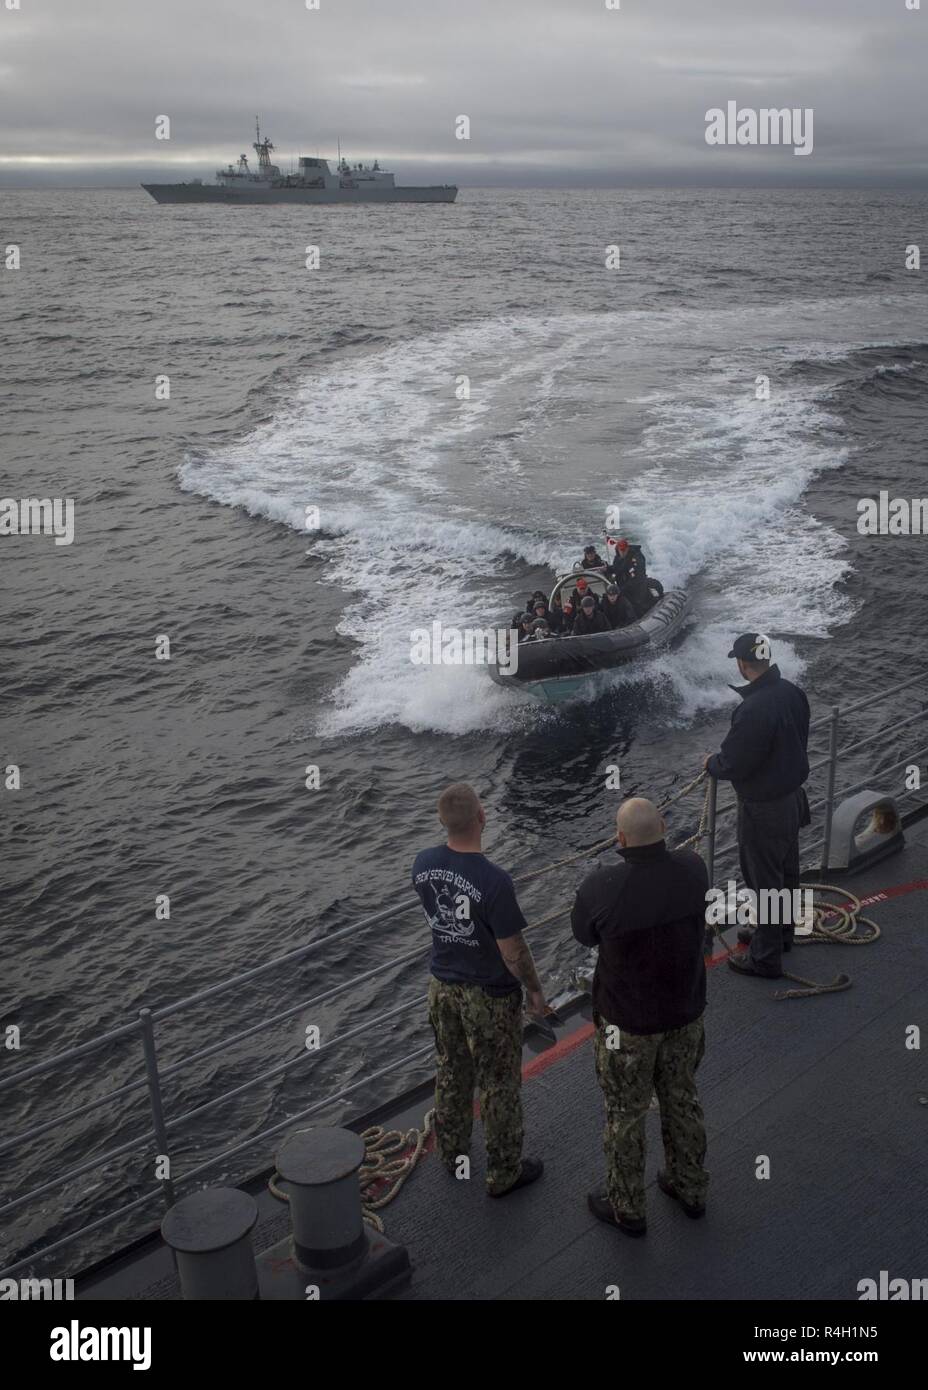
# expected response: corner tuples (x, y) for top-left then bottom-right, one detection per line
(490, 589), (689, 691)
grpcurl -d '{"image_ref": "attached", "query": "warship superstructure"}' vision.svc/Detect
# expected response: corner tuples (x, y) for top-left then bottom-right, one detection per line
(142, 120), (457, 204)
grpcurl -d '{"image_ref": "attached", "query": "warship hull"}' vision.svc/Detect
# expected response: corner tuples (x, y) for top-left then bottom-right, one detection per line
(142, 183), (458, 204)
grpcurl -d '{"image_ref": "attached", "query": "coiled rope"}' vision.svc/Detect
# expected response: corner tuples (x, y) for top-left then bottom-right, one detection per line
(704, 876), (881, 999)
(269, 1110), (436, 1236)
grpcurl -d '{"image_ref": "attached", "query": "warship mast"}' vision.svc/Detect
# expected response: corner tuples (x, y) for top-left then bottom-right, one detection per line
(253, 116), (276, 175)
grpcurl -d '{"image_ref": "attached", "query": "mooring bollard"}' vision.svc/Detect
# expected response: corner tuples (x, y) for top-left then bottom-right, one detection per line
(255, 1125), (412, 1299)
(161, 1187), (259, 1300)
(275, 1127), (367, 1269)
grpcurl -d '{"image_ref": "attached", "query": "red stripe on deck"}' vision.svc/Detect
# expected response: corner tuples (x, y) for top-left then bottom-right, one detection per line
(521, 933), (743, 1081)
(854, 877), (928, 908)
(522, 1022), (595, 1080)
(520, 876), (928, 1082)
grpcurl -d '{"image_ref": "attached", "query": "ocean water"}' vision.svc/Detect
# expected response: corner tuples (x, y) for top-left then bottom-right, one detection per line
(2, 186), (927, 1268)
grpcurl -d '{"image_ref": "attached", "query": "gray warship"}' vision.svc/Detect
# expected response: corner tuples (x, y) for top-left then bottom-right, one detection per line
(142, 120), (457, 205)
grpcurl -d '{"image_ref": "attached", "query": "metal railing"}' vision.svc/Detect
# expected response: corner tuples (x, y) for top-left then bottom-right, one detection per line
(0, 911), (434, 1280)
(2, 667), (926, 1281)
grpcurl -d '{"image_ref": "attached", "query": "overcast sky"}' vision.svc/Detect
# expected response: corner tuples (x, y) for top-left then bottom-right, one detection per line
(1, 0), (926, 187)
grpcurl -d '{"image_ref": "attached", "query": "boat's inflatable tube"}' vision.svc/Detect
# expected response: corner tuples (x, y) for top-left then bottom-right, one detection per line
(491, 588), (688, 687)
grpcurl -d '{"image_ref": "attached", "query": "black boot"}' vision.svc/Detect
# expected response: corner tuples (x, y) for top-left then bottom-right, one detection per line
(488, 1157), (543, 1197)
(728, 954), (782, 979)
(739, 927), (791, 952)
(587, 1187), (646, 1236)
(657, 1170), (706, 1219)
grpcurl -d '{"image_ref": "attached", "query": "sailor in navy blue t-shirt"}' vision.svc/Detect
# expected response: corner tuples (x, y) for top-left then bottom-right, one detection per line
(412, 783), (549, 1197)
(413, 846), (525, 995)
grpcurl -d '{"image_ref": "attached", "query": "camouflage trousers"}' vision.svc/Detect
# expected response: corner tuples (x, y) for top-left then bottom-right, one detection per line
(593, 1014), (709, 1221)
(428, 978), (523, 1194)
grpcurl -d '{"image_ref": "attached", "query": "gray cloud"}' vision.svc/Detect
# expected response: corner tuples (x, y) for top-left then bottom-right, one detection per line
(1, 0), (926, 186)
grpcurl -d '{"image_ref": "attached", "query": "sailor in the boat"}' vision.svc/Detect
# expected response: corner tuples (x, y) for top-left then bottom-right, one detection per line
(611, 539), (652, 617)
(518, 612), (536, 643)
(531, 598), (556, 633)
(609, 537), (646, 585)
(570, 575), (599, 610)
(561, 598), (575, 629)
(547, 592), (567, 634)
(580, 542), (608, 571)
(608, 537), (632, 580)
(601, 583), (638, 630)
(530, 618), (552, 640)
(573, 594), (610, 635)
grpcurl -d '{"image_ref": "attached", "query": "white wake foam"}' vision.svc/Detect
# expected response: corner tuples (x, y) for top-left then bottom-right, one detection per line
(180, 300), (893, 735)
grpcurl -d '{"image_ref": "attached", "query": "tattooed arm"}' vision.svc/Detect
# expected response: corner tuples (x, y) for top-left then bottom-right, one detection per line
(498, 933), (549, 1016)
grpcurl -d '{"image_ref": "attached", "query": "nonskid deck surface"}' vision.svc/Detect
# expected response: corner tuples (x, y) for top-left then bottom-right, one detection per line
(79, 818), (928, 1301)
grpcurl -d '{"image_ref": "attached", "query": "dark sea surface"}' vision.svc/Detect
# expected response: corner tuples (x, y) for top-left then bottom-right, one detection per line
(2, 186), (927, 1269)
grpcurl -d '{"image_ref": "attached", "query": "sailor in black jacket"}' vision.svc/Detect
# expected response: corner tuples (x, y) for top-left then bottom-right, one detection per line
(571, 797), (709, 1235)
(611, 541), (652, 617)
(706, 634), (811, 978)
(601, 585), (637, 629)
(572, 596), (610, 635)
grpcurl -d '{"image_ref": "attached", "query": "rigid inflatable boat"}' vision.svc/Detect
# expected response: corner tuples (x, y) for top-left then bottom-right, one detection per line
(488, 569), (689, 704)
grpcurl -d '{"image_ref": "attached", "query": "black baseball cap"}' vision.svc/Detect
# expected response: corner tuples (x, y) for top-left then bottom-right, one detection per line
(727, 632), (771, 660)
(581, 596), (595, 609)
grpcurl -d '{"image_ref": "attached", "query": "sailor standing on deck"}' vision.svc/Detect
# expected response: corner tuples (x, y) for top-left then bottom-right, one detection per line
(704, 634), (811, 979)
(412, 784), (549, 1197)
(571, 798), (710, 1236)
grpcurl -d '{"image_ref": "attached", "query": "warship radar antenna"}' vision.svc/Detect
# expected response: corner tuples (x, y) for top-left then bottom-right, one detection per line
(253, 116), (275, 171)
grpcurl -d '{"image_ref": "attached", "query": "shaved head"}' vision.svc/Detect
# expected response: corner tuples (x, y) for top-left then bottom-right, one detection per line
(616, 797), (665, 847)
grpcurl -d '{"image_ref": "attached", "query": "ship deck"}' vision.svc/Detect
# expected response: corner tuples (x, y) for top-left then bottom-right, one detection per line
(80, 812), (928, 1302)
